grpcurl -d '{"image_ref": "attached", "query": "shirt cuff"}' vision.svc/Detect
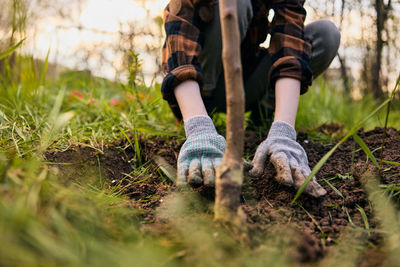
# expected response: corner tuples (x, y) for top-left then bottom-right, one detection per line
(161, 64), (204, 107)
(267, 120), (297, 141)
(269, 56), (313, 95)
(184, 115), (217, 138)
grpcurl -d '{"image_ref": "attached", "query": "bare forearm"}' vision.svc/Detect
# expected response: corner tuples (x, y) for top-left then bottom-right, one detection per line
(174, 80), (208, 121)
(174, 78), (300, 125)
(273, 78), (300, 127)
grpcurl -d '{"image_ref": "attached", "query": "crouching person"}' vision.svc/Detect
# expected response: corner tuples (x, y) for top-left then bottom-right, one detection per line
(161, 0), (340, 197)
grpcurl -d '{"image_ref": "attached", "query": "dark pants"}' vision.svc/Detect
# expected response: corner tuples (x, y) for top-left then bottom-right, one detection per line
(199, 0), (341, 121)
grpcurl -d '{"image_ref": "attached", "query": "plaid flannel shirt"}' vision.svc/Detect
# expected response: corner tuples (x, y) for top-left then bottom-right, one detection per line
(161, 0), (312, 119)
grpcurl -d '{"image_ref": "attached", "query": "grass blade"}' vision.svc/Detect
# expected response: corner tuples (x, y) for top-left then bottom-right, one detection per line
(353, 133), (379, 169)
(298, 204), (325, 235)
(154, 156), (177, 183)
(39, 48), (50, 86)
(355, 204), (370, 235)
(363, 171), (400, 266)
(381, 160), (400, 166)
(0, 39), (25, 60)
(118, 127), (142, 166)
(323, 178), (344, 198)
(134, 129), (142, 166)
(379, 73), (400, 172)
(39, 89), (74, 152)
(118, 127), (135, 154)
(344, 208), (355, 227)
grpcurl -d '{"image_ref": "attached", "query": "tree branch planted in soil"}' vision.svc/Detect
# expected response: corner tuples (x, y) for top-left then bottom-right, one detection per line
(214, 0), (246, 231)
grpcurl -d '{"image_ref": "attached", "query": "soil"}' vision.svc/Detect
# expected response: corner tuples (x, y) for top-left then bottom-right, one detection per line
(46, 126), (400, 266)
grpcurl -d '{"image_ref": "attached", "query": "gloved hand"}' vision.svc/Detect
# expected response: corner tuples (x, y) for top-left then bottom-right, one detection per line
(177, 116), (225, 187)
(249, 121), (327, 197)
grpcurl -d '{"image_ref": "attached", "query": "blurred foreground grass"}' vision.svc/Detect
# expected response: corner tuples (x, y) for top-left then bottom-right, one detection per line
(1, 47), (400, 266)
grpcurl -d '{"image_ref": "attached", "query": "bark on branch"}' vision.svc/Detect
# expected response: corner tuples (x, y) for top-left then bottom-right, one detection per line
(214, 0), (246, 231)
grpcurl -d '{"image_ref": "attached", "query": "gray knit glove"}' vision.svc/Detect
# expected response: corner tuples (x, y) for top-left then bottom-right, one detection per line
(249, 121), (327, 197)
(177, 116), (226, 187)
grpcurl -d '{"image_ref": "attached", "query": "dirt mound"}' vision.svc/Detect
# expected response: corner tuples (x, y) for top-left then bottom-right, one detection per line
(243, 127), (399, 261)
(46, 139), (180, 221)
(46, 127), (400, 264)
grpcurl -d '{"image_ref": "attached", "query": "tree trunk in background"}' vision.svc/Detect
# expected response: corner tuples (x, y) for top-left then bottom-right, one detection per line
(214, 0), (246, 235)
(372, 0), (385, 98)
(338, 0), (351, 94)
(371, 0), (392, 98)
(337, 53), (351, 94)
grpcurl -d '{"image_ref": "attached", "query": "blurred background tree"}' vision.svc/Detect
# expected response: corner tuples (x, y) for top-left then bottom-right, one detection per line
(307, 0), (400, 98)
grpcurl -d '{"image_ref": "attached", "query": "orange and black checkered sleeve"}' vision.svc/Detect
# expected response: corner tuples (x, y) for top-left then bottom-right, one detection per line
(268, 0), (312, 94)
(161, 0), (211, 118)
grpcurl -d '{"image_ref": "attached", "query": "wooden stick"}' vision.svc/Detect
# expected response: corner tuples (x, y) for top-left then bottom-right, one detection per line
(214, 0), (246, 228)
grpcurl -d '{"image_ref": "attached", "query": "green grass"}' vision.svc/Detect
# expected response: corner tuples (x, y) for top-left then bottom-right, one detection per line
(0, 155), (170, 266)
(0, 52), (297, 266)
(1, 43), (400, 266)
(0, 57), (180, 156)
(297, 77), (400, 140)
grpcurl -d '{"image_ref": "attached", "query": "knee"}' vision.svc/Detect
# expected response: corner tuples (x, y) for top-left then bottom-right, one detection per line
(320, 20), (340, 52)
(236, 0), (253, 16)
(236, 0), (253, 39)
(311, 20), (341, 57)
(305, 20), (341, 77)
